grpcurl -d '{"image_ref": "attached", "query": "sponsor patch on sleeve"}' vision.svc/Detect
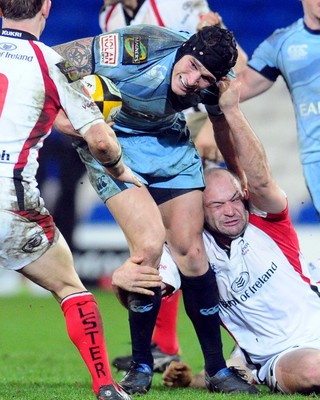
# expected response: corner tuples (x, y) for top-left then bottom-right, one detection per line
(55, 60), (80, 83)
(99, 33), (119, 66)
(122, 34), (148, 65)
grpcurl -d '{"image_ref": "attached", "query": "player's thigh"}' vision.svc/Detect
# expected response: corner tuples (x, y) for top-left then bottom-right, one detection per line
(160, 189), (204, 236)
(159, 189), (207, 274)
(106, 185), (166, 265)
(270, 347), (320, 393)
(21, 234), (85, 300)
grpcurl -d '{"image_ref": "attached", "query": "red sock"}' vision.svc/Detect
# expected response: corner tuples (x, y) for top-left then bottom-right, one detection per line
(61, 292), (112, 394)
(152, 290), (181, 355)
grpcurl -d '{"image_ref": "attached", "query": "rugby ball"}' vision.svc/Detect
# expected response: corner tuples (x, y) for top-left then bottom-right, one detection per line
(81, 74), (122, 122)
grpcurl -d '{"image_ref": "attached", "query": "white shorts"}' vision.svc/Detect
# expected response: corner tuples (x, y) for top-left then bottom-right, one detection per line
(158, 244), (181, 293)
(0, 208), (59, 271)
(263, 343), (320, 392)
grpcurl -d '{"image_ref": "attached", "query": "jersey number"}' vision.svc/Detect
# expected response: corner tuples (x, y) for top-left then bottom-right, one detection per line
(0, 73), (9, 118)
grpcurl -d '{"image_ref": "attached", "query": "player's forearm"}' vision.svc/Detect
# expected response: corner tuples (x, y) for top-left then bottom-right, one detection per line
(54, 110), (82, 138)
(222, 105), (271, 190)
(211, 115), (236, 167)
(236, 67), (273, 102)
(217, 79), (271, 189)
(210, 114), (246, 187)
(83, 122), (142, 187)
(84, 122), (124, 171)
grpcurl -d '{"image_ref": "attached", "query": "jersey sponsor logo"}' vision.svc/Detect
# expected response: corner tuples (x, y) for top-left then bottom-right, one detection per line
(147, 65), (167, 80)
(229, 262), (278, 303)
(219, 298), (240, 310)
(1, 30), (22, 38)
(231, 271), (250, 293)
(299, 101), (320, 117)
(1, 150), (10, 161)
(159, 263), (169, 271)
(123, 34), (148, 65)
(22, 233), (43, 253)
(56, 60), (80, 83)
(241, 242), (250, 255)
(100, 33), (118, 66)
(0, 42), (17, 51)
(81, 100), (97, 111)
(96, 175), (109, 192)
(0, 52), (33, 62)
(287, 44), (308, 60)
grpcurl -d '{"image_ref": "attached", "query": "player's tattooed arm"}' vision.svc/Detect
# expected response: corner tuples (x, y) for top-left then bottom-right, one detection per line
(53, 37), (94, 77)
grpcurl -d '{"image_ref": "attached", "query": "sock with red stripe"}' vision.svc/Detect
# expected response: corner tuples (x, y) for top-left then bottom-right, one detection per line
(61, 292), (112, 394)
(152, 290), (181, 355)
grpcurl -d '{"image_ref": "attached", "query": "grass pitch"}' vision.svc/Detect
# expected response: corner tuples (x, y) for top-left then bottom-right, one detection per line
(0, 289), (308, 400)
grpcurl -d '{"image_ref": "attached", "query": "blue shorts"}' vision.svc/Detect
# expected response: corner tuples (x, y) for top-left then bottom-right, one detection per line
(73, 128), (205, 203)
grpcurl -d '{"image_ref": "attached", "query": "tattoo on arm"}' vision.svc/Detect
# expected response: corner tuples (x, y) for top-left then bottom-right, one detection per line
(53, 37), (94, 77)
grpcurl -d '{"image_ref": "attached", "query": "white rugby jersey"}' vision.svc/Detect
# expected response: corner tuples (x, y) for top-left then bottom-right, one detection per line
(0, 29), (102, 211)
(99, 0), (209, 33)
(204, 205), (320, 381)
(160, 203), (320, 381)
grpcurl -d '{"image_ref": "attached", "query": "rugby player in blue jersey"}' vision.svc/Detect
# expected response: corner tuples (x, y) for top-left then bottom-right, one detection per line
(53, 25), (258, 395)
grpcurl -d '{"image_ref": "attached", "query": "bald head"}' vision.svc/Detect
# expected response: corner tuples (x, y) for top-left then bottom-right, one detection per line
(203, 167), (248, 244)
(204, 167), (242, 203)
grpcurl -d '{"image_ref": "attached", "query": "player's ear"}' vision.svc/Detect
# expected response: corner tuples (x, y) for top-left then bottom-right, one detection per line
(0, 8), (3, 18)
(242, 188), (250, 211)
(42, 0), (52, 19)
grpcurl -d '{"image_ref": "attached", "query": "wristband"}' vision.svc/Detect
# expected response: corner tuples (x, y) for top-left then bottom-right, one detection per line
(100, 150), (123, 168)
(205, 104), (224, 116)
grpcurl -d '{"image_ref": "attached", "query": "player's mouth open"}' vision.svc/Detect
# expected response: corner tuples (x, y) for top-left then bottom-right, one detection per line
(179, 76), (195, 92)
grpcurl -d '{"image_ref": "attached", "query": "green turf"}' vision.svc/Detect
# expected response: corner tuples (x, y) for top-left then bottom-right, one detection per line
(0, 289), (308, 399)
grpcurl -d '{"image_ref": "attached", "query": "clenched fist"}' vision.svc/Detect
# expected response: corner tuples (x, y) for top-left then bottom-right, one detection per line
(162, 361), (192, 388)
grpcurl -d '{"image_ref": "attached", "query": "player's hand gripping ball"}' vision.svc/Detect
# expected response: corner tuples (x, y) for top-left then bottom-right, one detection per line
(81, 74), (122, 122)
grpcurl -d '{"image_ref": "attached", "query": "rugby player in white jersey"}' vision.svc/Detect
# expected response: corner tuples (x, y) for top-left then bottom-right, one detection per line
(0, 1), (140, 399)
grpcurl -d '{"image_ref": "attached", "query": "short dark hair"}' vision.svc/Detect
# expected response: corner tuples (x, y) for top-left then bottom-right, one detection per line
(0, 0), (44, 20)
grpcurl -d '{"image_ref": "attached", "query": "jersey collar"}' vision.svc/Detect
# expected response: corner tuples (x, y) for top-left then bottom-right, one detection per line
(1, 28), (38, 41)
(303, 21), (320, 35)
